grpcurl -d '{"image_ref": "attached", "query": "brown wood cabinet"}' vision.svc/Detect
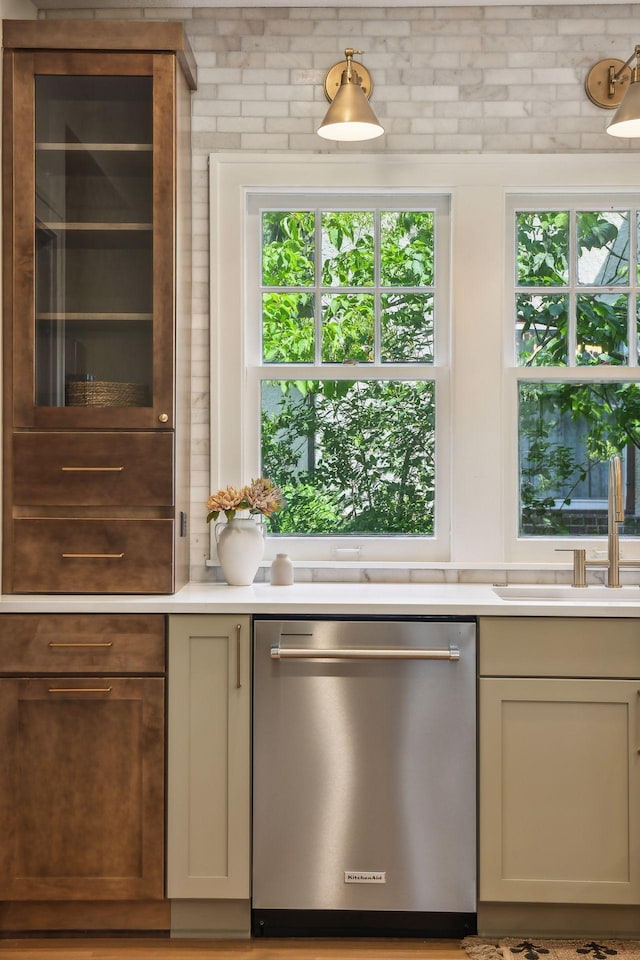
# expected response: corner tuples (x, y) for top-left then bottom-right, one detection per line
(2, 20), (196, 594)
(0, 614), (167, 930)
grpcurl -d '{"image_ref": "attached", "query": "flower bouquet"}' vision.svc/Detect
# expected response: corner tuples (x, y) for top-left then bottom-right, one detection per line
(206, 478), (284, 585)
(206, 477), (284, 524)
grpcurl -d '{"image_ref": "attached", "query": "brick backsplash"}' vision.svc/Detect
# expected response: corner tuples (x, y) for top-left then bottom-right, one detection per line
(42, 3), (640, 581)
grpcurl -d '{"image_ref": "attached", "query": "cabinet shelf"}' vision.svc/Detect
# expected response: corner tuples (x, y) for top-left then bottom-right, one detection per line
(36, 225), (153, 252)
(36, 312), (153, 321)
(37, 142), (152, 152)
(37, 222), (153, 232)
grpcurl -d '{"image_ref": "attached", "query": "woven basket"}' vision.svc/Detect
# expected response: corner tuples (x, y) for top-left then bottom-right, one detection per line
(65, 380), (147, 408)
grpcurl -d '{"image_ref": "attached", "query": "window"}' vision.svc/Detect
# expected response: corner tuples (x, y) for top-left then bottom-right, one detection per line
(245, 195), (450, 559)
(510, 197), (640, 538)
(211, 154), (640, 568)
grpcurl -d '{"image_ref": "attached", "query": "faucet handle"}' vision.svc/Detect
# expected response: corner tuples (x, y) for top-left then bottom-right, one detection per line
(555, 548), (587, 588)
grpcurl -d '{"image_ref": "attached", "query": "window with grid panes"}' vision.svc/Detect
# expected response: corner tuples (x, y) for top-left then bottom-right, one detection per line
(251, 197), (449, 539)
(512, 198), (640, 537)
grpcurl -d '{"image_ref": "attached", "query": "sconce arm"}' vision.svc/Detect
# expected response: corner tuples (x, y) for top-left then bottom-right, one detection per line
(611, 45), (640, 83)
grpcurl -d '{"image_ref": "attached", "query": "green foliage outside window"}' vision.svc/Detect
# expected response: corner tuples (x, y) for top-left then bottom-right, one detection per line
(262, 380), (436, 535)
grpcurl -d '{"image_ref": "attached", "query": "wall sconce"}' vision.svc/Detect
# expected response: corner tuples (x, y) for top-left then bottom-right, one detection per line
(585, 45), (640, 137)
(317, 48), (384, 142)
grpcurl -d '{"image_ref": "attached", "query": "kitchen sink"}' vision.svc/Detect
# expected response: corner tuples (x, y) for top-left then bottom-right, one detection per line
(493, 583), (640, 602)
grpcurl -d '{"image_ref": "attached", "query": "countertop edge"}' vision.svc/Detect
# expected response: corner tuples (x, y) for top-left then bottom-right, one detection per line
(0, 581), (639, 616)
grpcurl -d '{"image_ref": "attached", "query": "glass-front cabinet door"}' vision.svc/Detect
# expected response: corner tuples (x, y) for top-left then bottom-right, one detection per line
(8, 51), (174, 428)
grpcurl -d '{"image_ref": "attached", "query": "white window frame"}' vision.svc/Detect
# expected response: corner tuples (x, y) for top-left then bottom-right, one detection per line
(211, 159), (451, 563)
(210, 153), (640, 569)
(246, 193), (449, 562)
(506, 191), (640, 563)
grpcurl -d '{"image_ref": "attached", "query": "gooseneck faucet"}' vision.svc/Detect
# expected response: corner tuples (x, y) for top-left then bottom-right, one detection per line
(607, 453), (624, 588)
(560, 453), (638, 587)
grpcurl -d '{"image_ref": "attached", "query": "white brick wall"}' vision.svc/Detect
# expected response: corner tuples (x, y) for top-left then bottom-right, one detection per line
(42, 3), (640, 579)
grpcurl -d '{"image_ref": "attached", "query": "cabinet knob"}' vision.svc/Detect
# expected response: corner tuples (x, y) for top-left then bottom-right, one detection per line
(158, 413), (169, 423)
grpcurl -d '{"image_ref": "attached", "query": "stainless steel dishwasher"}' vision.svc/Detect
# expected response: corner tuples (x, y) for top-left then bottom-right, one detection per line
(252, 616), (477, 938)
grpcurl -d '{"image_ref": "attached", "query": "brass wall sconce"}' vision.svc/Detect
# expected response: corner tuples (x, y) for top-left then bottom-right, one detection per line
(317, 48), (384, 142)
(585, 45), (640, 137)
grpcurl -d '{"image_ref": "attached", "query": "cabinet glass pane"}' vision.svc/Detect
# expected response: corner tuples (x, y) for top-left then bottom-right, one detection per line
(35, 76), (153, 145)
(34, 76), (153, 409)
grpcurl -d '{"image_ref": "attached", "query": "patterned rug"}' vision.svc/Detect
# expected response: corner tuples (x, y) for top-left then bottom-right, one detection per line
(462, 939), (640, 960)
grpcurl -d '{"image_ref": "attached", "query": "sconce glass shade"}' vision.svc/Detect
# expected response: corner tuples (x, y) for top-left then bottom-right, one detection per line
(607, 71), (640, 136)
(317, 56), (384, 142)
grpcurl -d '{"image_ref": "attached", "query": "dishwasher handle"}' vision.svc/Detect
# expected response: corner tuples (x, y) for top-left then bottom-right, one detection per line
(270, 643), (460, 661)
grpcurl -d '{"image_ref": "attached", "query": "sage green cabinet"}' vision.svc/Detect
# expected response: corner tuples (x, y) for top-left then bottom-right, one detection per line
(479, 617), (640, 906)
(166, 615), (251, 899)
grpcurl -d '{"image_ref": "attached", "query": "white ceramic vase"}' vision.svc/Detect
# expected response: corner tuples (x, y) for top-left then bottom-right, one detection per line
(215, 516), (265, 585)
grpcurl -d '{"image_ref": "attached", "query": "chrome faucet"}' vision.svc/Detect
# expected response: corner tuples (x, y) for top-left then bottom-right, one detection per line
(607, 453), (624, 588)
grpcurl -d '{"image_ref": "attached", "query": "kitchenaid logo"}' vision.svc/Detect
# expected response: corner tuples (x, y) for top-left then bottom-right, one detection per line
(344, 871), (386, 884)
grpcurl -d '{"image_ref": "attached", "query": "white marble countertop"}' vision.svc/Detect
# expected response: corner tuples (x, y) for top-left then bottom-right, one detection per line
(1, 580), (640, 616)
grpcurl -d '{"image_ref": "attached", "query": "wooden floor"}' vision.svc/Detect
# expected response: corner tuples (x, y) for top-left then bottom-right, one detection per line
(0, 939), (467, 960)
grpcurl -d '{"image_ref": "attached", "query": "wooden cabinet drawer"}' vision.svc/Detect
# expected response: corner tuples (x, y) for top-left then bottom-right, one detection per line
(11, 519), (173, 594)
(0, 614), (165, 673)
(479, 616), (640, 678)
(13, 432), (173, 506)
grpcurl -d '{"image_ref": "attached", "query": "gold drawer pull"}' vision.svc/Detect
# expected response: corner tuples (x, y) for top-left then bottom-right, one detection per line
(61, 466), (124, 473)
(48, 687), (113, 694)
(61, 553), (125, 560)
(48, 641), (113, 648)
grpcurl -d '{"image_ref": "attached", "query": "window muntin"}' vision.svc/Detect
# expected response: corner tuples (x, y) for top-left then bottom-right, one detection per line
(261, 208), (436, 368)
(254, 199), (446, 541)
(512, 199), (640, 538)
(515, 207), (638, 367)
